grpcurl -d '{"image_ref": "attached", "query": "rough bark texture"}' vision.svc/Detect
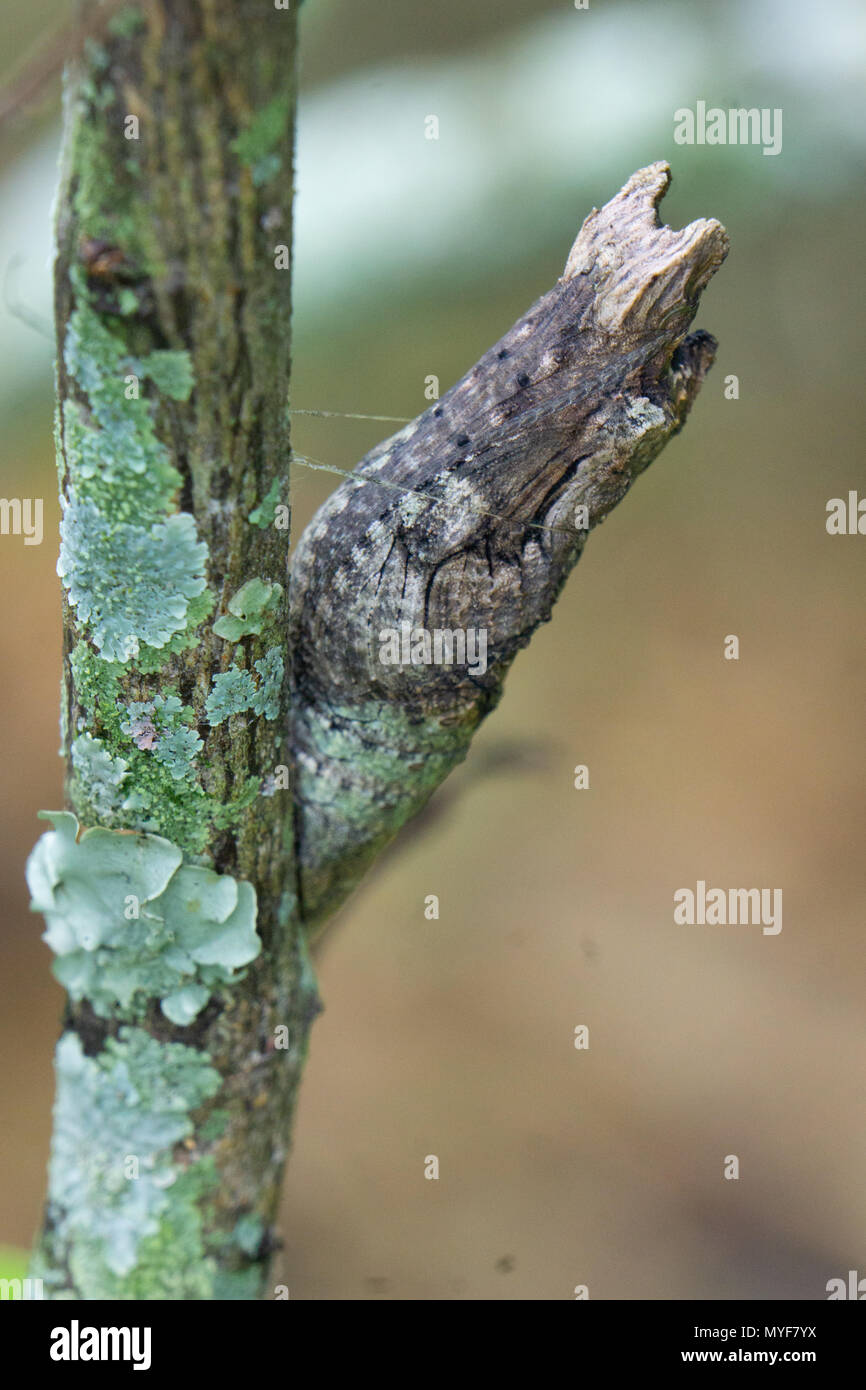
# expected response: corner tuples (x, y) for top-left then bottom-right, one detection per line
(30, 0), (316, 1300)
(290, 161), (729, 929)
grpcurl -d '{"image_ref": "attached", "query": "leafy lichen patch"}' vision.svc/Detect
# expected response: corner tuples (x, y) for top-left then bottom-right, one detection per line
(66, 643), (263, 854)
(59, 502), (208, 663)
(213, 578), (283, 642)
(43, 1027), (221, 1296)
(205, 647), (285, 725)
(248, 477), (282, 529)
(27, 812), (261, 1022)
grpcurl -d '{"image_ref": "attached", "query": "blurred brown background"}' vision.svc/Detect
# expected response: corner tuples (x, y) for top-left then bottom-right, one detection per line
(0, 0), (863, 1298)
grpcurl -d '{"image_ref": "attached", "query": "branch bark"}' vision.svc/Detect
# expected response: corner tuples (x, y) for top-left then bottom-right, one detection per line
(29, 0), (315, 1300)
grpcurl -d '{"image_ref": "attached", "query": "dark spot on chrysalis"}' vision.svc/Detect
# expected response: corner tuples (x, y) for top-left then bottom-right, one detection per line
(433, 406), (443, 418)
(516, 373), (531, 389)
(455, 434), (470, 447)
(497, 348), (509, 360)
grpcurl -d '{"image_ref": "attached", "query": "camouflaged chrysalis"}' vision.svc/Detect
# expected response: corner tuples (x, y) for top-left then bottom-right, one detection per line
(289, 162), (729, 927)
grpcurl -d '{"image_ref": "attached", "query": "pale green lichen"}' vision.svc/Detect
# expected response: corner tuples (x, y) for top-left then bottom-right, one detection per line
(68, 53), (151, 268)
(252, 647), (285, 720)
(248, 477), (282, 529)
(205, 666), (257, 725)
(27, 812), (260, 1023)
(67, 643), (259, 853)
(212, 1264), (268, 1300)
(213, 578), (283, 641)
(130, 348), (195, 402)
(116, 286), (139, 315)
(58, 289), (207, 664)
(232, 1212), (265, 1257)
(205, 647), (284, 724)
(231, 93), (290, 186)
(70, 733), (130, 819)
(63, 298), (184, 517)
(136, 588), (215, 673)
(45, 1028), (221, 1294)
(107, 6), (147, 41)
(121, 694), (202, 781)
(58, 500), (208, 662)
(55, 1163), (223, 1301)
(155, 725), (204, 780)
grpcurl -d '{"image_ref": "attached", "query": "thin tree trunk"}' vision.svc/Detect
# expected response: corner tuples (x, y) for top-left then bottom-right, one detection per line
(29, 0), (316, 1300)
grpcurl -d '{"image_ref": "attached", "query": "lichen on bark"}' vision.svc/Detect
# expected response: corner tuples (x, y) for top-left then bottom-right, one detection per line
(31, 0), (315, 1300)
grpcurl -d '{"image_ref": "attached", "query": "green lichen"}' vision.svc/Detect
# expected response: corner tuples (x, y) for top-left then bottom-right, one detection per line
(61, 397), (175, 518)
(62, 298), (191, 518)
(45, 1028), (221, 1296)
(69, 640), (123, 723)
(212, 776), (262, 829)
(117, 287), (139, 316)
(252, 647), (285, 720)
(205, 666), (257, 725)
(212, 1265), (268, 1300)
(231, 93), (290, 186)
(70, 733), (130, 820)
(62, 1162), (224, 1300)
(68, 59), (150, 266)
(107, 6), (147, 41)
(121, 694), (202, 783)
(213, 577), (283, 641)
(27, 812), (260, 1023)
(248, 477), (282, 528)
(136, 588), (215, 672)
(58, 284), (208, 665)
(121, 782), (211, 855)
(67, 642), (261, 854)
(131, 348), (195, 402)
(232, 1212), (265, 1257)
(155, 725), (204, 780)
(205, 647), (284, 724)
(58, 500), (208, 662)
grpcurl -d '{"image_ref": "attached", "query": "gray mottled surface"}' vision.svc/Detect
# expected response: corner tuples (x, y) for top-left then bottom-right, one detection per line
(290, 162), (728, 927)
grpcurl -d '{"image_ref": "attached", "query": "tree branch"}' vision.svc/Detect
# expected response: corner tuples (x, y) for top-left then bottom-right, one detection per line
(29, 0), (314, 1300)
(290, 161), (728, 929)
